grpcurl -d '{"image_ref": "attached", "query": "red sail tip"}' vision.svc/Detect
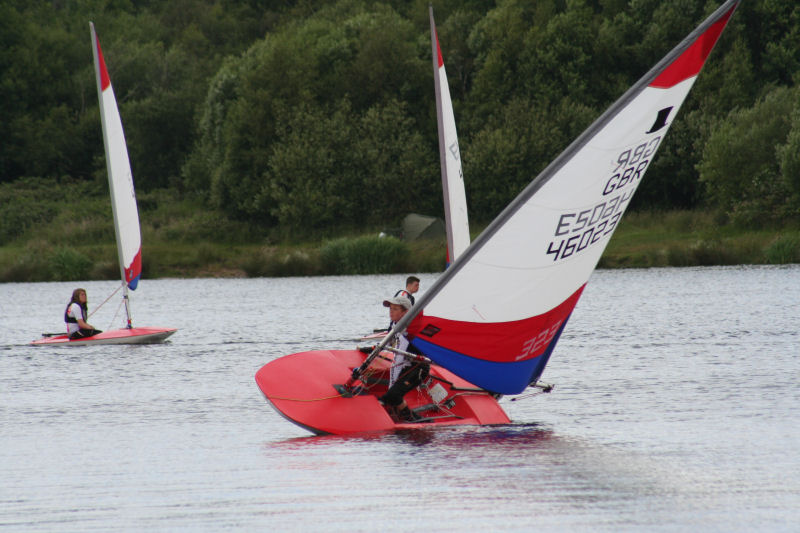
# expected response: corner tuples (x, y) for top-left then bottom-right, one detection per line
(94, 33), (111, 91)
(435, 30), (444, 68)
(650, 5), (737, 89)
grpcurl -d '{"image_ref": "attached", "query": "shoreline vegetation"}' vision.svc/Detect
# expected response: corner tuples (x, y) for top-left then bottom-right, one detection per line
(1, 182), (798, 283)
(4, 3), (800, 284)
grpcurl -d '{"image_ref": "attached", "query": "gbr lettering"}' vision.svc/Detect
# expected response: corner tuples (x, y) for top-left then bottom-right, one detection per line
(545, 137), (661, 262)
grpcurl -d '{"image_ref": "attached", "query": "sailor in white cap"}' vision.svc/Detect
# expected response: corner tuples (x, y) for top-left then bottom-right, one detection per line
(378, 295), (427, 422)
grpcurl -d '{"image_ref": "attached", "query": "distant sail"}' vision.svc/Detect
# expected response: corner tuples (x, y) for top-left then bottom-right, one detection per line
(407, 1), (740, 394)
(431, 8), (470, 265)
(91, 22), (142, 290)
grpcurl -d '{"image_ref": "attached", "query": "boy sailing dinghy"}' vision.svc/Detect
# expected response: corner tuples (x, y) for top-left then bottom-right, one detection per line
(256, 1), (739, 435)
(31, 23), (176, 346)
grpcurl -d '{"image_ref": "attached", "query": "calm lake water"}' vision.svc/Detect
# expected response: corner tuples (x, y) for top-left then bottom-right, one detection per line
(2, 266), (798, 532)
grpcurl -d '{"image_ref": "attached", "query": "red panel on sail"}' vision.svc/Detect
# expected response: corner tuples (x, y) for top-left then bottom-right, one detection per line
(125, 247), (142, 289)
(94, 37), (111, 91)
(415, 286), (585, 364)
(435, 33), (443, 68)
(650, 4), (737, 88)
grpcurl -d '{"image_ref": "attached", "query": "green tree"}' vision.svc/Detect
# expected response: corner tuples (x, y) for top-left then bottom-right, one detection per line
(777, 105), (800, 209)
(465, 96), (595, 221)
(188, 2), (434, 233)
(698, 85), (799, 226)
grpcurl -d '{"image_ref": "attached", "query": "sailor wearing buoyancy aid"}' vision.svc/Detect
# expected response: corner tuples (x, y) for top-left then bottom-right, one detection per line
(378, 295), (429, 422)
(64, 288), (101, 339)
(394, 275), (420, 306)
(387, 276), (420, 331)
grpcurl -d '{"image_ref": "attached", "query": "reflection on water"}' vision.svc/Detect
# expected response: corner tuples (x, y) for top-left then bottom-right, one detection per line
(1, 267), (799, 531)
(272, 424), (556, 449)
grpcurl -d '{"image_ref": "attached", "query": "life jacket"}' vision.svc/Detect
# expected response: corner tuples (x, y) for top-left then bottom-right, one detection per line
(394, 288), (415, 306)
(64, 302), (87, 324)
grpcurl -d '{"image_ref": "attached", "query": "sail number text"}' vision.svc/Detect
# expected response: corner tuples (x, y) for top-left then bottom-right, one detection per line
(546, 137), (661, 262)
(603, 137), (660, 195)
(516, 320), (563, 360)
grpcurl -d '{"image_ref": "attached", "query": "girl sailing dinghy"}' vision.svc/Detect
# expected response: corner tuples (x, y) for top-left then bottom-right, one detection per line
(31, 23), (176, 346)
(256, 1), (739, 435)
(357, 8), (469, 343)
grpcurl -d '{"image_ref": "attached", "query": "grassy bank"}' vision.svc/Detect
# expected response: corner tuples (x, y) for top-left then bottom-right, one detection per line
(1, 179), (799, 283)
(598, 210), (800, 268)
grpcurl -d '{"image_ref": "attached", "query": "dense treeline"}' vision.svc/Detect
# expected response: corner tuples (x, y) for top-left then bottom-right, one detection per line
(2, 0), (799, 243)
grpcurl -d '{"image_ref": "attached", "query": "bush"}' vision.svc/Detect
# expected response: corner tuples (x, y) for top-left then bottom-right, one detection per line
(241, 247), (321, 277)
(764, 234), (800, 264)
(49, 247), (93, 281)
(320, 235), (409, 275)
(0, 241), (51, 282)
(0, 178), (61, 245)
(687, 240), (738, 266)
(154, 211), (255, 243)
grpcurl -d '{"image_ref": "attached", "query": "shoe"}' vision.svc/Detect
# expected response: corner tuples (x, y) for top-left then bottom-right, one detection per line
(397, 406), (421, 422)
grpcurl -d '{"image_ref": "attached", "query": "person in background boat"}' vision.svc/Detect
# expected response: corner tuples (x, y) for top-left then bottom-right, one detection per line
(65, 288), (102, 339)
(386, 275), (420, 331)
(378, 295), (429, 422)
(395, 276), (420, 306)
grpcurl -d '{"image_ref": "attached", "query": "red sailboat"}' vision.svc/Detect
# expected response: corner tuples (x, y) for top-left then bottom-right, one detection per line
(256, 2), (740, 434)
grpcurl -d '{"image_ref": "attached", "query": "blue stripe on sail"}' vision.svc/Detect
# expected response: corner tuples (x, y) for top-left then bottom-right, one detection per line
(128, 275), (140, 290)
(411, 316), (571, 395)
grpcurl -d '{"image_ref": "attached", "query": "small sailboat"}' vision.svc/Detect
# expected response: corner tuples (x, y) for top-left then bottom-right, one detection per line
(357, 8), (468, 343)
(256, 1), (739, 435)
(31, 23), (176, 346)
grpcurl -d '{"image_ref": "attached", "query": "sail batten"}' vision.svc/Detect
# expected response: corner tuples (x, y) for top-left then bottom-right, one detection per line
(384, 0), (741, 395)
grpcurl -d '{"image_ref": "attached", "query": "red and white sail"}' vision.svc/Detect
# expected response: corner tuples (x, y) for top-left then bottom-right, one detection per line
(90, 22), (142, 290)
(402, 1), (740, 394)
(431, 8), (470, 265)
(30, 24), (176, 345)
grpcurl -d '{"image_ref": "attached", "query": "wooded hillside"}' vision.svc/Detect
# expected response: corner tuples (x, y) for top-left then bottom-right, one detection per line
(2, 0), (799, 242)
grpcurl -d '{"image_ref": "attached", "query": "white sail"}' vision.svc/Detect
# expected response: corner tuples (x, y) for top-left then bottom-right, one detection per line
(431, 8), (470, 264)
(395, 0), (740, 394)
(90, 22), (142, 294)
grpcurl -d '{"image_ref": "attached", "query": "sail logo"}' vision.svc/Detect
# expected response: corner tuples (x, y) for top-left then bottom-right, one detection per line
(419, 324), (441, 337)
(448, 141), (463, 179)
(647, 107), (673, 133)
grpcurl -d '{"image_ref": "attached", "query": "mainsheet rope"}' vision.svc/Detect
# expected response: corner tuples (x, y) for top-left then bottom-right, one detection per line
(86, 281), (127, 330)
(88, 282), (122, 318)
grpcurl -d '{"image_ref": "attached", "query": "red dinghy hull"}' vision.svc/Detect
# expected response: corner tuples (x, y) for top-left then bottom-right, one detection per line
(31, 327), (176, 346)
(255, 349), (510, 435)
